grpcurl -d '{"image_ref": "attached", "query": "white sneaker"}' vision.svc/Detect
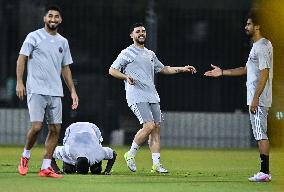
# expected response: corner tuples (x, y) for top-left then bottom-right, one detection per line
(151, 163), (168, 173)
(248, 172), (272, 182)
(124, 152), (136, 172)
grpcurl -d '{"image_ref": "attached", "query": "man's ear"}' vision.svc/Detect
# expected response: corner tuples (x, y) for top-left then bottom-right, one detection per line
(58, 16), (63, 24)
(130, 33), (133, 39)
(255, 25), (260, 31)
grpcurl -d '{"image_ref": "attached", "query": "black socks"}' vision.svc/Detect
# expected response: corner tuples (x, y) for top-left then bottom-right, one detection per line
(260, 154), (269, 174)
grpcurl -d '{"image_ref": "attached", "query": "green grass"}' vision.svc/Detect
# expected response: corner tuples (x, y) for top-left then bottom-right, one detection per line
(0, 146), (283, 192)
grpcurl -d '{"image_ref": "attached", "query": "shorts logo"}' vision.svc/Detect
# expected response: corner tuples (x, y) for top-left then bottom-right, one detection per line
(59, 47), (63, 53)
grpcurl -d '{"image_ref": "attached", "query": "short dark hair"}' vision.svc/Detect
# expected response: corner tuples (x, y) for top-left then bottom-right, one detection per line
(247, 9), (261, 26)
(75, 157), (89, 174)
(45, 5), (62, 16)
(130, 22), (145, 33)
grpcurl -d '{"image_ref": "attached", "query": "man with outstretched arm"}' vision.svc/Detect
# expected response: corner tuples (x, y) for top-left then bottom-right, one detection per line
(204, 10), (273, 182)
(109, 23), (196, 173)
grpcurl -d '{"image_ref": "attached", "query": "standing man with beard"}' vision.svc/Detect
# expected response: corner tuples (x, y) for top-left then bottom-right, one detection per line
(109, 23), (196, 173)
(16, 5), (79, 178)
(204, 10), (273, 182)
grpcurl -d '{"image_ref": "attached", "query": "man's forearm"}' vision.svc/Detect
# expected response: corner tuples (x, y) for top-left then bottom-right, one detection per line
(62, 66), (76, 93)
(16, 56), (26, 84)
(109, 67), (127, 80)
(104, 151), (117, 174)
(51, 158), (61, 173)
(253, 69), (269, 99)
(160, 66), (184, 74)
(223, 67), (247, 76)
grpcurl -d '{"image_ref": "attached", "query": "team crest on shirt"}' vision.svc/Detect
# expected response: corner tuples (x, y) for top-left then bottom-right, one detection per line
(59, 47), (63, 53)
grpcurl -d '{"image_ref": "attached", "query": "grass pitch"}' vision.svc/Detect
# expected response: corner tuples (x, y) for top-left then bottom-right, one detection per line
(0, 146), (283, 192)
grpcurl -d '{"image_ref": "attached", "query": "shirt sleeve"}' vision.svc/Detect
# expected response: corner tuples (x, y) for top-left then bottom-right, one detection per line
(111, 51), (132, 71)
(53, 146), (64, 160)
(257, 45), (272, 70)
(63, 127), (71, 145)
(62, 39), (73, 66)
(19, 33), (36, 56)
(102, 147), (114, 160)
(91, 124), (103, 143)
(153, 52), (165, 73)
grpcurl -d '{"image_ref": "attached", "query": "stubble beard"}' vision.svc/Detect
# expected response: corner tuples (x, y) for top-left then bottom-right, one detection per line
(46, 23), (59, 31)
(135, 38), (145, 46)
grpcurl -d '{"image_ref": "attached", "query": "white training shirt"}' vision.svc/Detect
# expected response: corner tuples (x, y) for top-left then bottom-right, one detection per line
(53, 122), (113, 165)
(19, 28), (73, 97)
(111, 44), (165, 106)
(246, 38), (273, 107)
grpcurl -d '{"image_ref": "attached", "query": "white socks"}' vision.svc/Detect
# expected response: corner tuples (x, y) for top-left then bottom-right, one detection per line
(22, 148), (31, 159)
(152, 153), (160, 165)
(41, 159), (51, 170)
(128, 142), (161, 165)
(128, 141), (140, 157)
(22, 149), (51, 170)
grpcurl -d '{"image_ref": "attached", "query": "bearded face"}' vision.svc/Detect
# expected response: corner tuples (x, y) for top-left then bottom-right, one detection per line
(44, 10), (62, 31)
(245, 18), (259, 37)
(131, 26), (147, 45)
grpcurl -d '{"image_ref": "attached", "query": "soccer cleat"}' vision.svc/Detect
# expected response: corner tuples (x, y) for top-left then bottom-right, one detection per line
(248, 172), (271, 182)
(38, 167), (63, 178)
(151, 163), (168, 173)
(18, 157), (29, 175)
(124, 152), (136, 172)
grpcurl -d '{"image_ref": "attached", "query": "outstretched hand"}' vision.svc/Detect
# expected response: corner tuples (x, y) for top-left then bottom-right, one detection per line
(183, 65), (197, 74)
(204, 64), (222, 77)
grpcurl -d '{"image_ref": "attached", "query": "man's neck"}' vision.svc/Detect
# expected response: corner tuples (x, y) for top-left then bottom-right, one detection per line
(252, 33), (263, 43)
(44, 26), (57, 36)
(133, 42), (144, 49)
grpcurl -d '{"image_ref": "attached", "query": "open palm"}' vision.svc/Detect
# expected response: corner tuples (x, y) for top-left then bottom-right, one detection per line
(204, 64), (222, 77)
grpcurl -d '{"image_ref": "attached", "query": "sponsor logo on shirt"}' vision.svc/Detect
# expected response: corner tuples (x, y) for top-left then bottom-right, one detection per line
(59, 47), (63, 53)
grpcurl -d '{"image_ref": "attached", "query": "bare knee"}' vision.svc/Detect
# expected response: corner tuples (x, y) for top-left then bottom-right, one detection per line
(48, 124), (61, 135)
(149, 124), (160, 142)
(142, 122), (156, 135)
(30, 122), (43, 133)
(151, 123), (160, 135)
(155, 123), (160, 131)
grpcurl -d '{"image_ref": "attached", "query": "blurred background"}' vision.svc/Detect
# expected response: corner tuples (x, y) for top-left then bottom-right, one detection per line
(0, 0), (283, 148)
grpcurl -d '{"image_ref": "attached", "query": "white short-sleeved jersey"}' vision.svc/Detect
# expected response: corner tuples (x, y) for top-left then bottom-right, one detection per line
(19, 28), (73, 97)
(53, 122), (113, 165)
(111, 44), (165, 106)
(246, 38), (273, 107)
